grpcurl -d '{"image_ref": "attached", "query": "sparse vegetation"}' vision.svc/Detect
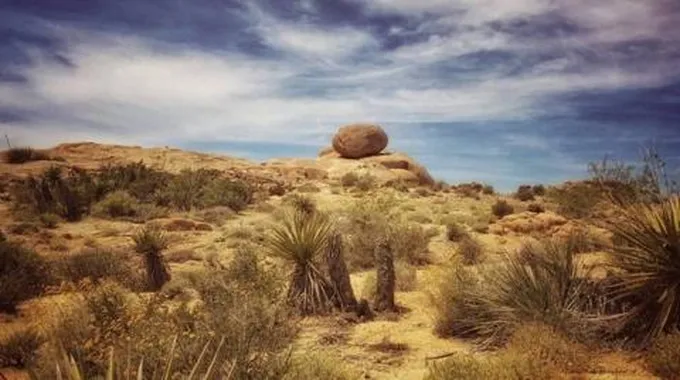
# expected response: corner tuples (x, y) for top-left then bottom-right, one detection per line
(457, 236), (483, 265)
(0, 327), (44, 368)
(425, 351), (550, 380)
(3, 147), (51, 164)
(491, 199), (514, 218)
(52, 248), (141, 289)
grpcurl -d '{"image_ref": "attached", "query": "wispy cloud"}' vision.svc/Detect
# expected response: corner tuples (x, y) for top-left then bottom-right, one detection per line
(0, 0), (678, 189)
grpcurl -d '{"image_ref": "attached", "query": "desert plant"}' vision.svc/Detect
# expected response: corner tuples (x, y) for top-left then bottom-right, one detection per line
(162, 169), (215, 211)
(340, 172), (359, 187)
(373, 238), (396, 312)
(491, 199), (514, 219)
(526, 202), (545, 213)
(0, 327), (44, 368)
(545, 182), (604, 219)
(283, 353), (359, 380)
(507, 324), (592, 374)
(605, 195), (680, 343)
(433, 239), (591, 347)
(424, 351), (550, 380)
(52, 248), (141, 289)
(3, 147), (50, 164)
(132, 225), (170, 291)
(646, 332), (680, 379)
(355, 174), (376, 191)
(266, 209), (335, 315)
(93, 190), (139, 219)
(482, 184), (495, 195)
(446, 222), (468, 242)
(283, 193), (317, 216)
(458, 236), (483, 265)
(515, 185), (535, 202)
(200, 177), (253, 212)
(0, 240), (50, 313)
(532, 184), (546, 196)
(325, 231), (358, 311)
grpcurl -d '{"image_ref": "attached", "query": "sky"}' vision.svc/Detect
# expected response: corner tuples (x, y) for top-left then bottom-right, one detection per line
(1, 0), (679, 190)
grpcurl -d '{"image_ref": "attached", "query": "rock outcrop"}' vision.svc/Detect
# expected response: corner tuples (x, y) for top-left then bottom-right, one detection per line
(332, 123), (388, 159)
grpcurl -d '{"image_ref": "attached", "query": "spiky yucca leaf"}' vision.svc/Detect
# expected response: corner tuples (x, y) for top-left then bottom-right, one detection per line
(607, 195), (680, 343)
(266, 209), (335, 315)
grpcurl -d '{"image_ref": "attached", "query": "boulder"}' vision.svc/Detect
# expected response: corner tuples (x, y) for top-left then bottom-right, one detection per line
(332, 123), (388, 159)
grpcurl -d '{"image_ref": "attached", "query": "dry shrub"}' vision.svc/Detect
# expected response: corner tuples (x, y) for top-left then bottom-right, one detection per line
(457, 236), (483, 265)
(297, 183), (321, 193)
(527, 202), (545, 213)
(356, 173), (376, 191)
(0, 240), (50, 313)
(507, 324), (593, 374)
(3, 147), (51, 164)
(282, 193), (317, 215)
(646, 333), (680, 379)
(93, 190), (139, 219)
(446, 222), (469, 242)
(0, 327), (44, 368)
(515, 185), (535, 202)
(52, 248), (142, 289)
(340, 172), (360, 187)
(425, 351), (551, 380)
(482, 184), (495, 195)
(164, 249), (203, 263)
(283, 352), (360, 380)
(491, 199), (514, 218)
(194, 206), (236, 226)
(545, 182), (604, 219)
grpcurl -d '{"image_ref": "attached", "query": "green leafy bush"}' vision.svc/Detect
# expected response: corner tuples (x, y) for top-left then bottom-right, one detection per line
(0, 240), (50, 313)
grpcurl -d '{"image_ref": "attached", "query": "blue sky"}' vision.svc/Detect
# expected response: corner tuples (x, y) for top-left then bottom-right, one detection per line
(1, 0), (679, 190)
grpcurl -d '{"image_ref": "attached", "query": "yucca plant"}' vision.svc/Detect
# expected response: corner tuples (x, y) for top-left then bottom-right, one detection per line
(605, 195), (680, 343)
(265, 209), (335, 315)
(434, 239), (591, 347)
(132, 225), (170, 291)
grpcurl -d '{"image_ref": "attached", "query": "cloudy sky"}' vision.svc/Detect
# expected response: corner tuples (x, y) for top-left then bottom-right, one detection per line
(1, 0), (679, 190)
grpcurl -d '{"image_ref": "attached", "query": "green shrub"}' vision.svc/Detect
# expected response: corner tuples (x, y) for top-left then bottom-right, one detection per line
(201, 177), (253, 212)
(515, 185), (535, 202)
(433, 239), (591, 347)
(96, 161), (171, 204)
(3, 147), (50, 164)
(446, 222), (468, 242)
(491, 199), (514, 218)
(458, 236), (483, 265)
(646, 333), (680, 379)
(52, 248), (141, 289)
(0, 327), (44, 368)
(0, 240), (50, 313)
(93, 190), (139, 218)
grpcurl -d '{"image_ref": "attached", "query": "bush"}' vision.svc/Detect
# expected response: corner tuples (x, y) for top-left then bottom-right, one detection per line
(340, 172), (359, 187)
(646, 333), (680, 379)
(0, 327), (44, 368)
(95, 161), (171, 204)
(284, 353), (359, 380)
(283, 193), (317, 215)
(482, 184), (495, 195)
(491, 199), (514, 218)
(507, 324), (592, 374)
(446, 222), (468, 242)
(356, 174), (376, 191)
(545, 182), (604, 219)
(0, 240), (50, 313)
(162, 169), (216, 211)
(433, 239), (591, 347)
(52, 248), (141, 289)
(532, 184), (546, 196)
(39, 213), (60, 228)
(458, 236), (483, 265)
(526, 203), (545, 213)
(425, 351), (551, 380)
(201, 177), (253, 212)
(515, 185), (535, 202)
(3, 147), (50, 164)
(606, 195), (680, 343)
(93, 190), (139, 218)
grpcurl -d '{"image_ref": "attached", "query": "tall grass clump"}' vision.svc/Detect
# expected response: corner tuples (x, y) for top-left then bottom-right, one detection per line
(265, 209), (335, 315)
(132, 224), (170, 291)
(605, 195), (680, 343)
(433, 239), (591, 347)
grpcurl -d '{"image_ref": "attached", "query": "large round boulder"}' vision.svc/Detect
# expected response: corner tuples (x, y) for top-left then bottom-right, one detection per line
(332, 123), (388, 159)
